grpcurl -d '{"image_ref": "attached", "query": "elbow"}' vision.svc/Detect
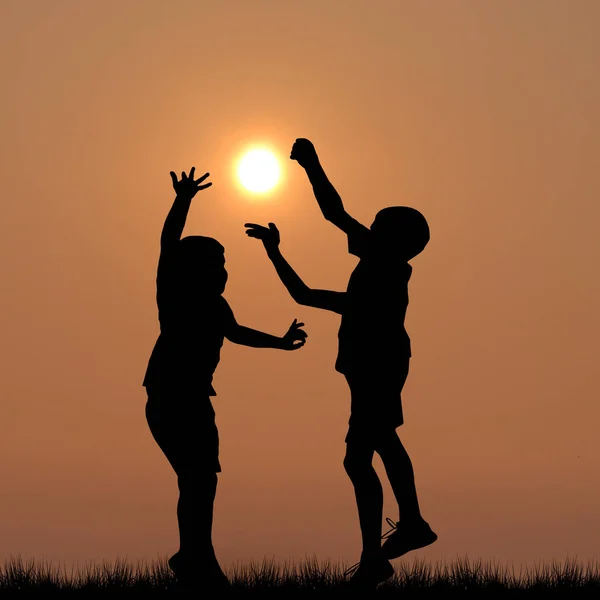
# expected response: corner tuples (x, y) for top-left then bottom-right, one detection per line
(292, 286), (312, 306)
(324, 209), (348, 227)
(322, 209), (339, 222)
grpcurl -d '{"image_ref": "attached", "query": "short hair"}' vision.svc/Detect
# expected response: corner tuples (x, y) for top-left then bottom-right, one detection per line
(179, 235), (224, 255)
(373, 207), (430, 260)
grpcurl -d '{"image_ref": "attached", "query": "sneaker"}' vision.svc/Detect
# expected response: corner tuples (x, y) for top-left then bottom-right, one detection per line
(344, 555), (395, 589)
(381, 517), (438, 560)
(168, 551), (231, 590)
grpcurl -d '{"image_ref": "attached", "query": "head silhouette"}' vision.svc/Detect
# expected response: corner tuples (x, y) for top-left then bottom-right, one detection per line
(176, 235), (228, 295)
(370, 207), (430, 261)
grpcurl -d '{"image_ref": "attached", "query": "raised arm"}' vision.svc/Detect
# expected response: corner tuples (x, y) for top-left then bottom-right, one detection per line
(290, 138), (368, 237)
(160, 167), (212, 252)
(245, 223), (346, 314)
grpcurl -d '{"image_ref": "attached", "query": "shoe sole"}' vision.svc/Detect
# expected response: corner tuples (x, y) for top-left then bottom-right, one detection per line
(382, 531), (438, 560)
(346, 563), (395, 589)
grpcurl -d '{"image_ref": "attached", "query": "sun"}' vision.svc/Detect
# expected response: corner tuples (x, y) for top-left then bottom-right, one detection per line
(237, 147), (281, 194)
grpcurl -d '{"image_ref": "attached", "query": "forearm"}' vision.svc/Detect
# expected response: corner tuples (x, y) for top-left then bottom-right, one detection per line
(266, 246), (311, 305)
(303, 160), (347, 223)
(230, 326), (283, 349)
(160, 194), (193, 247)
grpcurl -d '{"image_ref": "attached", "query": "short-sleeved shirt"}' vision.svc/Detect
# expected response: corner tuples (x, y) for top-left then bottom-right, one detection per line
(143, 250), (233, 396)
(335, 222), (412, 379)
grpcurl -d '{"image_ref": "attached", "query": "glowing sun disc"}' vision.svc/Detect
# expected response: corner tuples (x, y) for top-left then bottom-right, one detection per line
(237, 148), (280, 193)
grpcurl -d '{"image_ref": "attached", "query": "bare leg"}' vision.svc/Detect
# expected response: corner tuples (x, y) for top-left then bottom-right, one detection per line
(146, 395), (228, 584)
(176, 471), (218, 560)
(376, 431), (422, 523)
(376, 431), (437, 560)
(343, 442), (383, 558)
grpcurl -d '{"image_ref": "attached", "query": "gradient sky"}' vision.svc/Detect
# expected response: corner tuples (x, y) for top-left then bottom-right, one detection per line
(1, 0), (599, 569)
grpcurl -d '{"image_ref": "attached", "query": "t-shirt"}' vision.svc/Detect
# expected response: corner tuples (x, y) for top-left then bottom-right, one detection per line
(335, 220), (412, 377)
(143, 249), (233, 396)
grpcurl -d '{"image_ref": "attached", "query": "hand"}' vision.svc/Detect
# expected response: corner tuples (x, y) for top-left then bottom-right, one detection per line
(280, 319), (307, 350)
(244, 222), (280, 251)
(290, 138), (319, 168)
(170, 167), (212, 199)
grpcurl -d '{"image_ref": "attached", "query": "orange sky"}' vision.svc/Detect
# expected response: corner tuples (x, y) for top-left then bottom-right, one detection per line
(1, 0), (599, 568)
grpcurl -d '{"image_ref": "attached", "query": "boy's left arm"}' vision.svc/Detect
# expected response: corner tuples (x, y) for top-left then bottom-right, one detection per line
(245, 222), (347, 314)
(223, 301), (307, 350)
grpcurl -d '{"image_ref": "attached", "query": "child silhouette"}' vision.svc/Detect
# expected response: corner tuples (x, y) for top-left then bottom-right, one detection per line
(245, 139), (436, 589)
(144, 167), (307, 589)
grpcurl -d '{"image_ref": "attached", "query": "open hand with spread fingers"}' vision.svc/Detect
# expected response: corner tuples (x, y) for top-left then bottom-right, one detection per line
(170, 166), (212, 200)
(245, 222), (280, 252)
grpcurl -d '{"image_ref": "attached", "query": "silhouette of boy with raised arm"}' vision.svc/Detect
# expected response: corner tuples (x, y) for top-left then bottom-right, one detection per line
(245, 139), (436, 589)
(144, 167), (307, 589)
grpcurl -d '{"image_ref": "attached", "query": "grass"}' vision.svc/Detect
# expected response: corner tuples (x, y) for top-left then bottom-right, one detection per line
(0, 556), (599, 596)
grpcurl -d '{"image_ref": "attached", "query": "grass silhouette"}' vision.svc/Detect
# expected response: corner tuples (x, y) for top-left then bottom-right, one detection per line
(1, 555), (599, 595)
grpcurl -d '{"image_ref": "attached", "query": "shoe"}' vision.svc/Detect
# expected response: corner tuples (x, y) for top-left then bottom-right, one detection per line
(168, 551), (231, 590)
(381, 517), (438, 560)
(344, 555), (394, 589)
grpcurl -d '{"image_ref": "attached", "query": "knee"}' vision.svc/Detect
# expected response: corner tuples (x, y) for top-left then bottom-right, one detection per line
(375, 431), (405, 458)
(343, 452), (371, 481)
(177, 471), (217, 494)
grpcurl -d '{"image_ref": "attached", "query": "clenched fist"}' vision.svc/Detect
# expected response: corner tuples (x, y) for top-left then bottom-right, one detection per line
(290, 138), (319, 169)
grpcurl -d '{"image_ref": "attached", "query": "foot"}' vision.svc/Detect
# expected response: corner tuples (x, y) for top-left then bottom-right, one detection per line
(381, 518), (438, 560)
(345, 555), (394, 590)
(168, 551), (231, 590)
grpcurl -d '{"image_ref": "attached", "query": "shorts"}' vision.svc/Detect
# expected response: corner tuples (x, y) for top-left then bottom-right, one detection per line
(344, 358), (410, 444)
(145, 388), (221, 473)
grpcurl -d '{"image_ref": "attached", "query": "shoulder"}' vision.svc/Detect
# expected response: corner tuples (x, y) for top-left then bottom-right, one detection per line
(346, 219), (371, 258)
(219, 296), (235, 319)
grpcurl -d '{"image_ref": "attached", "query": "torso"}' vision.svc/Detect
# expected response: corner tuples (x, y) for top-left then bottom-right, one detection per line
(144, 262), (229, 396)
(336, 257), (412, 375)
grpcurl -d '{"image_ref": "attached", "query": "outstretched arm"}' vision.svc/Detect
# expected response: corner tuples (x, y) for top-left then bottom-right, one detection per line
(245, 223), (346, 314)
(160, 167), (212, 252)
(290, 138), (369, 238)
(223, 300), (307, 350)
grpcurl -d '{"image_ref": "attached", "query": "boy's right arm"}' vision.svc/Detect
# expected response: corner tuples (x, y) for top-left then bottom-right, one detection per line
(160, 167), (212, 253)
(245, 223), (346, 315)
(157, 168), (212, 291)
(290, 138), (369, 241)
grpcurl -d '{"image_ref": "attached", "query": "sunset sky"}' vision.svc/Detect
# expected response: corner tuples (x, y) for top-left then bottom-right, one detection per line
(1, 0), (599, 569)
